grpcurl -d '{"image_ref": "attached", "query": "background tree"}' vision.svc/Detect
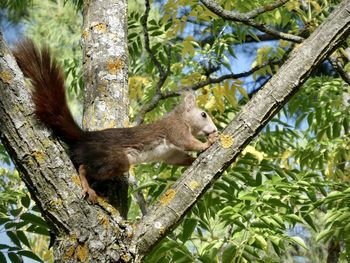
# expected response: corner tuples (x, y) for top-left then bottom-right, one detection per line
(0, 0), (349, 262)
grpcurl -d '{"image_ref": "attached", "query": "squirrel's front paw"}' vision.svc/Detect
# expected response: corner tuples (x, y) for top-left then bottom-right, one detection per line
(208, 132), (219, 145)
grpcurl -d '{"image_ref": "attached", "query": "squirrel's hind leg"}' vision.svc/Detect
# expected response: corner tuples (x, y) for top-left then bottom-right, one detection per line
(79, 164), (98, 204)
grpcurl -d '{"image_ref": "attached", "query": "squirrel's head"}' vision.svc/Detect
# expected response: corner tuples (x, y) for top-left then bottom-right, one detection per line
(178, 91), (218, 137)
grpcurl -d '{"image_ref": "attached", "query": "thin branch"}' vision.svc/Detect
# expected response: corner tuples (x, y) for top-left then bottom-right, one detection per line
(129, 174), (148, 215)
(200, 0), (304, 43)
(142, 0), (165, 78)
(137, 0), (172, 127)
(135, 58), (281, 124)
(329, 53), (350, 85)
(244, 0), (290, 19)
(134, 0), (173, 212)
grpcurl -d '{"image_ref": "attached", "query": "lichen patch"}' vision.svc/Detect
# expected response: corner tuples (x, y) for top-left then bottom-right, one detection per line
(107, 58), (123, 74)
(189, 181), (199, 190)
(160, 189), (176, 206)
(32, 151), (45, 164)
(98, 211), (110, 228)
(82, 29), (89, 39)
(49, 198), (63, 208)
(71, 175), (81, 186)
(94, 23), (107, 32)
(76, 243), (89, 262)
(108, 120), (117, 128)
(121, 254), (131, 262)
(0, 70), (12, 83)
(64, 246), (75, 260)
(220, 134), (234, 148)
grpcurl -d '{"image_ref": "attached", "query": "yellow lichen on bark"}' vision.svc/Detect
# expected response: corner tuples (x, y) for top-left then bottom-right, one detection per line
(64, 246), (76, 260)
(189, 181), (199, 190)
(98, 211), (110, 228)
(107, 59), (123, 74)
(220, 134), (234, 148)
(76, 243), (89, 262)
(82, 29), (89, 39)
(71, 175), (81, 186)
(49, 198), (63, 208)
(94, 23), (107, 32)
(32, 151), (45, 164)
(0, 70), (12, 83)
(160, 189), (176, 205)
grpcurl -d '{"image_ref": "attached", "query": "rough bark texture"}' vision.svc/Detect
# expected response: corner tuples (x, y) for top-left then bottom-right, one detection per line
(0, 34), (134, 262)
(131, 0), (350, 258)
(81, 0), (129, 218)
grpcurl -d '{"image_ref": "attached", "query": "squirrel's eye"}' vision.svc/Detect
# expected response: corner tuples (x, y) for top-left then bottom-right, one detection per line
(201, 112), (207, 118)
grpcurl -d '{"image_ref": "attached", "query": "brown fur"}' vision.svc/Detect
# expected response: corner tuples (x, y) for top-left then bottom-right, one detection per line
(13, 39), (218, 203)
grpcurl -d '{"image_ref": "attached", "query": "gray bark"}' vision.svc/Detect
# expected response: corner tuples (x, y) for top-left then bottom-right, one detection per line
(81, 0), (129, 218)
(131, 0), (350, 258)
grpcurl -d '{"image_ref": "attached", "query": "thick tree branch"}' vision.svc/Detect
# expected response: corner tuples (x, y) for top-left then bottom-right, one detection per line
(132, 0), (350, 258)
(0, 33), (134, 262)
(81, 0), (129, 218)
(200, 0), (304, 43)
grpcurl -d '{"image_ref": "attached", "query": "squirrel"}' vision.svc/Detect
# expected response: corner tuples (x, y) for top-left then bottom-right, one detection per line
(13, 39), (218, 204)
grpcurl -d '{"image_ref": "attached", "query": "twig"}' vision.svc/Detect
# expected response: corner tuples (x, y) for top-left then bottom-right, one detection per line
(135, 58), (281, 124)
(244, 0), (290, 19)
(329, 53), (350, 85)
(129, 174), (148, 216)
(200, 0), (304, 43)
(141, 0), (165, 78)
(133, 0), (173, 213)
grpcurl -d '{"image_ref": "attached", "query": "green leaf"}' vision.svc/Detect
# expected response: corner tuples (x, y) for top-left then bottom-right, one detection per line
(316, 228), (333, 242)
(20, 213), (48, 228)
(181, 218), (197, 242)
(290, 236), (307, 249)
(222, 244), (236, 263)
(0, 217), (11, 225)
(8, 252), (22, 263)
(26, 226), (50, 236)
(0, 252), (6, 263)
(16, 231), (31, 249)
(18, 250), (43, 262)
(20, 195), (31, 209)
(10, 208), (23, 217)
(150, 31), (163, 37)
(253, 235), (267, 250)
(6, 231), (21, 248)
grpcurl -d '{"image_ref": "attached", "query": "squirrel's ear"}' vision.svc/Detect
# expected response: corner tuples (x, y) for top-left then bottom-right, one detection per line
(182, 91), (196, 111)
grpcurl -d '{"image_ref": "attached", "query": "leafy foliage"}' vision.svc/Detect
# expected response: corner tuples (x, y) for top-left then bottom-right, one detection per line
(2, 0), (350, 262)
(0, 155), (52, 262)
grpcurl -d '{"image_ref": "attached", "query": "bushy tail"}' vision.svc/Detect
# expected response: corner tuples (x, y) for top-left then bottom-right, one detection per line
(13, 39), (83, 145)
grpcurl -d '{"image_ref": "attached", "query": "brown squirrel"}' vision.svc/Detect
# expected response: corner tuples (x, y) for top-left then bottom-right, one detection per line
(13, 39), (218, 203)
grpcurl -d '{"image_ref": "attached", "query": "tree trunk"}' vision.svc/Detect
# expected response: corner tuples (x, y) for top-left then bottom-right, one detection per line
(81, 0), (129, 218)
